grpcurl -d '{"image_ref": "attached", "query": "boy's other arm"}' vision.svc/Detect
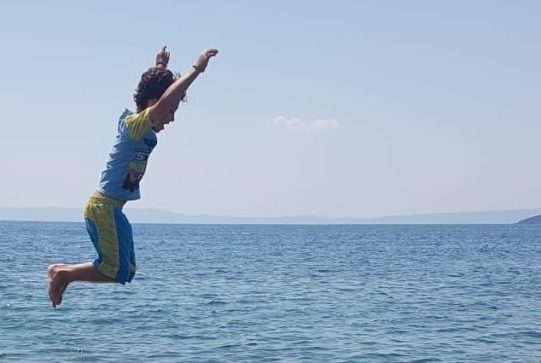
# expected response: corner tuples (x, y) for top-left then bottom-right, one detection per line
(149, 48), (218, 126)
(155, 46), (170, 69)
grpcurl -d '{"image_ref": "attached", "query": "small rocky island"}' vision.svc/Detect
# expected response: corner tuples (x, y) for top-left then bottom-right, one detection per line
(517, 215), (541, 224)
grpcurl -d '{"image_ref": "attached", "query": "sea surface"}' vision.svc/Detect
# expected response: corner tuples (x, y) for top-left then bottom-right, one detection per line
(0, 222), (540, 362)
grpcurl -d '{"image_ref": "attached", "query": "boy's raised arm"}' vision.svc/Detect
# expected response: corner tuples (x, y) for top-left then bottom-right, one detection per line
(155, 46), (170, 69)
(149, 48), (219, 127)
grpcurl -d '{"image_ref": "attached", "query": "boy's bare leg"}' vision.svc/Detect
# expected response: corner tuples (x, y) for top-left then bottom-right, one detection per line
(48, 262), (112, 308)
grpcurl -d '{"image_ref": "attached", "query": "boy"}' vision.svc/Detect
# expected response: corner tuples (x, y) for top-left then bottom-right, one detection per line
(47, 46), (219, 308)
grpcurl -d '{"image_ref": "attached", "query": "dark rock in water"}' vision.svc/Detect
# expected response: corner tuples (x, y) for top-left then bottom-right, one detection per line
(517, 215), (541, 224)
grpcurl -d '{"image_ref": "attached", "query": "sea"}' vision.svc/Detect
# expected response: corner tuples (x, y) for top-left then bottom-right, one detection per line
(0, 221), (540, 362)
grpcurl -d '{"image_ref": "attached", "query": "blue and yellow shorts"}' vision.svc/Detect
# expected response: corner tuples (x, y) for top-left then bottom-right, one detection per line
(84, 195), (136, 284)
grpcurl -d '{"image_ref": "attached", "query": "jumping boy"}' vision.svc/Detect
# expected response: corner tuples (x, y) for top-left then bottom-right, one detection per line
(47, 46), (219, 307)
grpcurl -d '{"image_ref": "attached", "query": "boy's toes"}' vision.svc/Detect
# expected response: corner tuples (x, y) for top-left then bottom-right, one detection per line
(47, 266), (65, 308)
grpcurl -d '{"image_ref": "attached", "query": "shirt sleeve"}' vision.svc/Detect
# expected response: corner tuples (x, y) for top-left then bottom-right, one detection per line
(124, 108), (152, 140)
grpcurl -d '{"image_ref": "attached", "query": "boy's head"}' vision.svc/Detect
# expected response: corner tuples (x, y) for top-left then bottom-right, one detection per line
(134, 67), (176, 112)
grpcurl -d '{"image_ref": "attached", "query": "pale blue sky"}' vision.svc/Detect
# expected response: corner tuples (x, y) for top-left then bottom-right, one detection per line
(1, 1), (540, 218)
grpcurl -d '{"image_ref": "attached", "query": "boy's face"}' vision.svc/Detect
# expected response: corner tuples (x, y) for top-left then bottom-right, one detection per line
(152, 98), (181, 133)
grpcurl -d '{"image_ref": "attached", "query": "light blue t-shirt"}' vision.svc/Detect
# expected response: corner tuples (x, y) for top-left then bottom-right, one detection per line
(98, 108), (157, 201)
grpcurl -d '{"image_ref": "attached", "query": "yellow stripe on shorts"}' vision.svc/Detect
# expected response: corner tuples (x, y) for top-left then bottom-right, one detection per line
(84, 197), (120, 279)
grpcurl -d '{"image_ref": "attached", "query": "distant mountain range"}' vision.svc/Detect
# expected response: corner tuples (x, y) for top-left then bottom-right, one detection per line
(517, 215), (541, 224)
(1, 207), (541, 224)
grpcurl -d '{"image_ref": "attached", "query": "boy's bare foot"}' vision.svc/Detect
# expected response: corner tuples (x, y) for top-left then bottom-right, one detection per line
(48, 264), (68, 308)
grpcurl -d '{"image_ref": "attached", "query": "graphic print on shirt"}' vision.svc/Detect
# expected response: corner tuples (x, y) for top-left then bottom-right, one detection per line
(122, 137), (157, 192)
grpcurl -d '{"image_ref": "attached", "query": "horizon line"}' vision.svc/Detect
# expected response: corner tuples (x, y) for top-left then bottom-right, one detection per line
(1, 206), (541, 225)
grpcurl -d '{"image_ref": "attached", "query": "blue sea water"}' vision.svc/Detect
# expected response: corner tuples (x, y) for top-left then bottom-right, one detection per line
(0, 222), (540, 362)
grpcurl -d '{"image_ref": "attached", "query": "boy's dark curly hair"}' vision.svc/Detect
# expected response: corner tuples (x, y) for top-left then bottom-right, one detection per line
(134, 67), (176, 112)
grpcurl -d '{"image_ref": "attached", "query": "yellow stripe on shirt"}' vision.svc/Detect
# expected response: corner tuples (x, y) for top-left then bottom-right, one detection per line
(125, 108), (152, 140)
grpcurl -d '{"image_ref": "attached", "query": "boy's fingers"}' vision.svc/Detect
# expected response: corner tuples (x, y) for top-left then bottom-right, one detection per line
(205, 50), (218, 59)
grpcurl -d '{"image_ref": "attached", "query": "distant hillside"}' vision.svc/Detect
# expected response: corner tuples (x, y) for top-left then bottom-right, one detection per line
(2, 206), (541, 224)
(517, 215), (541, 224)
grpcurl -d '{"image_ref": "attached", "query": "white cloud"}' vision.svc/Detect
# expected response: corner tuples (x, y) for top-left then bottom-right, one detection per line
(272, 116), (341, 131)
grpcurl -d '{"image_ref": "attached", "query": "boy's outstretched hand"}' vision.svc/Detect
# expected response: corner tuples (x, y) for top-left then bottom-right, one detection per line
(193, 48), (219, 73)
(156, 46), (170, 69)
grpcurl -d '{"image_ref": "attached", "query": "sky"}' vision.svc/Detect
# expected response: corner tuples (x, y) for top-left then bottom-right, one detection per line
(1, 0), (540, 219)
